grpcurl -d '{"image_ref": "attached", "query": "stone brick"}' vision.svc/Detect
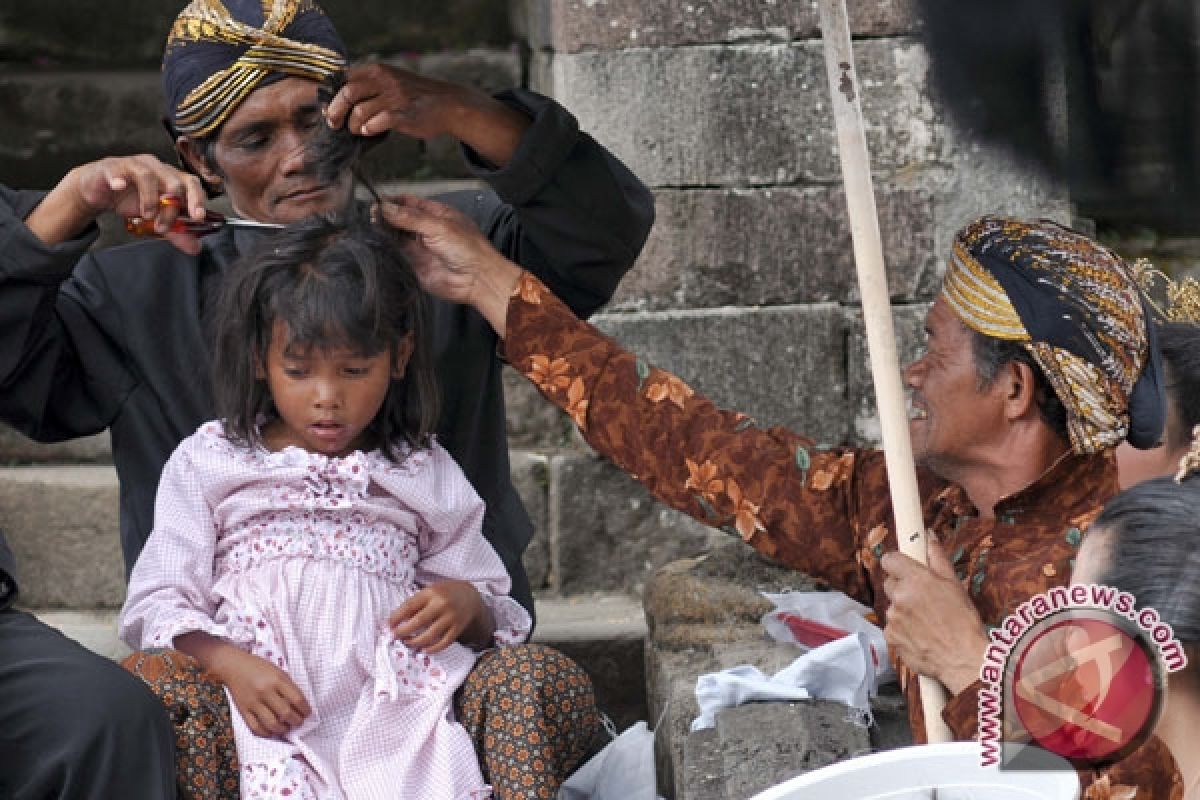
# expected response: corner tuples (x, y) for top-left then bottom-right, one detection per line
(504, 366), (576, 449)
(535, 40), (942, 188)
(0, 0), (513, 67)
(610, 186), (939, 311)
(548, 453), (728, 594)
(642, 542), (815, 638)
(0, 55), (517, 190)
(0, 71), (174, 189)
(681, 727), (724, 800)
(844, 303), (928, 446)
(0, 466), (124, 608)
(713, 700), (871, 798)
(593, 303), (848, 440)
(0, 425), (111, 464)
(527, 0), (919, 53)
(510, 450), (551, 590)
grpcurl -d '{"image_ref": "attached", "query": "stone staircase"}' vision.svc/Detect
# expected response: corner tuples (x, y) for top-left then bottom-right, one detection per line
(0, 418), (659, 732)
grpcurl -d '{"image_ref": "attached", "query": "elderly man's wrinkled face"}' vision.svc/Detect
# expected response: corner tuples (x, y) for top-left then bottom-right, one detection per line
(903, 296), (1008, 477)
(184, 76), (354, 224)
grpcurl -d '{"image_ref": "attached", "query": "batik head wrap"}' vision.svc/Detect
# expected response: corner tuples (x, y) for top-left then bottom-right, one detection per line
(162, 0), (346, 139)
(940, 216), (1165, 454)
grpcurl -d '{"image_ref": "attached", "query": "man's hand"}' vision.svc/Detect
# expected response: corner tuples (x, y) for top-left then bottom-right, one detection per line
(379, 195), (522, 335)
(27, 155), (207, 253)
(881, 540), (989, 695)
(324, 63), (529, 167)
(175, 631), (312, 738)
(389, 580), (495, 653)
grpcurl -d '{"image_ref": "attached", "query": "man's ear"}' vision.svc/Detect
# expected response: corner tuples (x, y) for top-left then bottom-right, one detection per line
(176, 136), (223, 194)
(1004, 360), (1039, 421)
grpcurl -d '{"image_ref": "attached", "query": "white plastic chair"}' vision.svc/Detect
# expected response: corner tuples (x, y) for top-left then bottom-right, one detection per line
(747, 742), (1080, 800)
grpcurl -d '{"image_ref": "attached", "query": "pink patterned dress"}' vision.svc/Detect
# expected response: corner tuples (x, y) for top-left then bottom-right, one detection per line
(120, 421), (531, 800)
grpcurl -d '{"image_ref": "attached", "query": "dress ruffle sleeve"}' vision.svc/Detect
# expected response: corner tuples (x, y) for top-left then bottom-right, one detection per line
(118, 434), (233, 650)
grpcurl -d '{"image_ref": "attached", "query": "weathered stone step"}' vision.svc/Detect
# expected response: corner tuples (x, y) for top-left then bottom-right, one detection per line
(0, 0), (514, 67)
(30, 590), (649, 729)
(0, 449), (735, 605)
(0, 50), (518, 190)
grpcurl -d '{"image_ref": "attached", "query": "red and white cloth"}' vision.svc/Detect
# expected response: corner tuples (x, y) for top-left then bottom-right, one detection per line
(120, 421), (530, 800)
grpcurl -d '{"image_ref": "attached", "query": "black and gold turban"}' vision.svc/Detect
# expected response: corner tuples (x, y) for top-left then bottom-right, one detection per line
(162, 0), (346, 139)
(941, 216), (1165, 454)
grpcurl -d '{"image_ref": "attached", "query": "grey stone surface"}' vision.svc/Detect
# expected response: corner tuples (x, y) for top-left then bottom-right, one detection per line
(549, 453), (729, 595)
(642, 542), (814, 641)
(534, 40), (942, 188)
(593, 303), (848, 440)
(510, 450), (551, 590)
(0, 71), (175, 189)
(610, 186), (939, 312)
(0, 425), (111, 464)
(712, 700), (872, 798)
(504, 366), (576, 449)
(845, 303), (929, 446)
(0, 0), (514, 66)
(681, 727), (723, 800)
(0, 52), (518, 190)
(0, 466), (124, 609)
(523, 0), (919, 53)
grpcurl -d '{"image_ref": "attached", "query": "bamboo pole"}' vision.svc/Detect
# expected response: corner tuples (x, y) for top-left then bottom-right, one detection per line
(816, 0), (953, 743)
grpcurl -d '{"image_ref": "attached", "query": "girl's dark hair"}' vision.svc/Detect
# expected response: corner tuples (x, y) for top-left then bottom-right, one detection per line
(1091, 476), (1200, 654)
(211, 206), (439, 461)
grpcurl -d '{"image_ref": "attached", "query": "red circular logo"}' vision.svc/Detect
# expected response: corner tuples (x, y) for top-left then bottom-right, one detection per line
(1008, 610), (1162, 766)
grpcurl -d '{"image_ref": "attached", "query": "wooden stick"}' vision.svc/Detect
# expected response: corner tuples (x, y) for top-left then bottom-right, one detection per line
(816, 0), (953, 743)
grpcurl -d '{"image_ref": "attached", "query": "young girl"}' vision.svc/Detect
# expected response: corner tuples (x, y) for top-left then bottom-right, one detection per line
(119, 210), (530, 800)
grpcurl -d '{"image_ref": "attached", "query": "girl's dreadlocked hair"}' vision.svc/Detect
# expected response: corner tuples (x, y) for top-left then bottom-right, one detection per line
(210, 205), (439, 462)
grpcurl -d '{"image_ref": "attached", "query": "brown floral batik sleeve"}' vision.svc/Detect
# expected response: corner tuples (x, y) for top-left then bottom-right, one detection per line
(503, 271), (886, 604)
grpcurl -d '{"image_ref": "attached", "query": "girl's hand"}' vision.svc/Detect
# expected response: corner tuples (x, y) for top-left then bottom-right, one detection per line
(389, 580), (495, 653)
(175, 632), (312, 738)
(378, 195), (522, 336)
(27, 155), (207, 252)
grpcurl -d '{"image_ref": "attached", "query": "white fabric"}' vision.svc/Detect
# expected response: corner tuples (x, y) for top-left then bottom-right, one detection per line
(120, 421), (531, 800)
(690, 633), (875, 732)
(557, 721), (662, 800)
(760, 590), (897, 687)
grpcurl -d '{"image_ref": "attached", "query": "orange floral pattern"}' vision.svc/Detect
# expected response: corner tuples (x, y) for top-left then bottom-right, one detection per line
(504, 271), (1179, 797)
(645, 372), (694, 409)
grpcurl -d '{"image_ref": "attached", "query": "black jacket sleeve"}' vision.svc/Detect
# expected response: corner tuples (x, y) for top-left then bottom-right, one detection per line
(0, 186), (134, 442)
(441, 89), (655, 318)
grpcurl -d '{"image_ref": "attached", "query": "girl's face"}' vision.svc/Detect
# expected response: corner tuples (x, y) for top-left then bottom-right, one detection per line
(260, 320), (414, 457)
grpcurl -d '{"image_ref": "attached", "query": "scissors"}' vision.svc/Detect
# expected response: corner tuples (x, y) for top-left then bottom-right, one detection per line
(124, 195), (284, 237)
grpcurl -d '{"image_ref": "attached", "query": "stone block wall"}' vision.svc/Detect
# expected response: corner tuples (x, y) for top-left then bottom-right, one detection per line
(506, 0), (1069, 604)
(0, 0), (1068, 604)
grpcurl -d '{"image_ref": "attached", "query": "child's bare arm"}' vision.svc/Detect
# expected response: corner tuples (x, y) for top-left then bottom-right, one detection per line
(175, 631), (312, 737)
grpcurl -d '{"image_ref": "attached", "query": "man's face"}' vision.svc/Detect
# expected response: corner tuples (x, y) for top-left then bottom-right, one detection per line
(904, 296), (1007, 475)
(189, 76), (354, 223)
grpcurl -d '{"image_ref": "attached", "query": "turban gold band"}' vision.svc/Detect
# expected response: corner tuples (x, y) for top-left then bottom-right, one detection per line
(167, 0), (346, 138)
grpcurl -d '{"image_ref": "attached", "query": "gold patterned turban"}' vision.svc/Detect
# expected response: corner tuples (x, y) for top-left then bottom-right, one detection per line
(941, 216), (1165, 454)
(162, 0), (346, 139)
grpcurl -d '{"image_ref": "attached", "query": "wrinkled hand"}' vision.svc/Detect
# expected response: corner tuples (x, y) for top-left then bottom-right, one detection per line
(389, 580), (493, 653)
(378, 195), (522, 334)
(205, 646), (312, 738)
(27, 155), (206, 251)
(881, 539), (988, 695)
(324, 63), (465, 140)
